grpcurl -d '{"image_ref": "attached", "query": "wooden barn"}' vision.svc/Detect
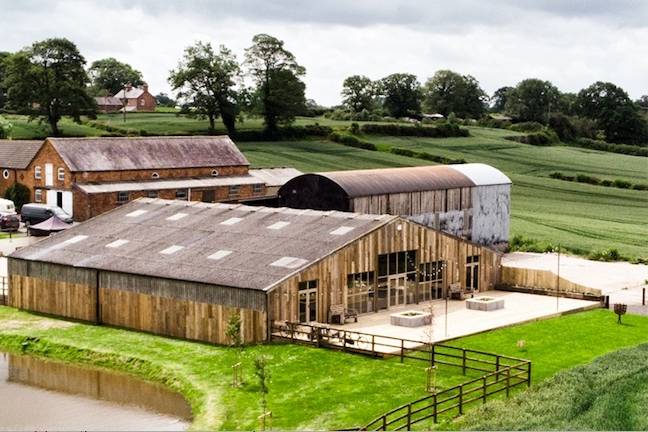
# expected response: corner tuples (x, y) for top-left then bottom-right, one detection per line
(8, 198), (502, 344)
(278, 164), (511, 246)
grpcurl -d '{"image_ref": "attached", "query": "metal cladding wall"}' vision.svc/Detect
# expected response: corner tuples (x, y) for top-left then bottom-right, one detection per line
(471, 184), (510, 244)
(8, 258), (267, 344)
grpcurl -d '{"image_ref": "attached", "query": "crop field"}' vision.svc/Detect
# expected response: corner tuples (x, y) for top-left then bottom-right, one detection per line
(5, 113), (647, 260)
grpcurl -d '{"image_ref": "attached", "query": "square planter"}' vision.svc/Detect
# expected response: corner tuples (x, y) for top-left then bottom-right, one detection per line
(466, 296), (505, 311)
(390, 310), (432, 327)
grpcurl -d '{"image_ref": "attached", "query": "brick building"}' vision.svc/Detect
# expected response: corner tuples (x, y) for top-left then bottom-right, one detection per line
(9, 136), (299, 221)
(0, 140), (44, 198)
(112, 83), (156, 112)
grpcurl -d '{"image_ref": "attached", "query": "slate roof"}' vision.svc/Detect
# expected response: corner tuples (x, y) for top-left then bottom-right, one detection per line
(0, 140), (43, 169)
(48, 136), (249, 172)
(10, 199), (395, 291)
(75, 175), (263, 194)
(113, 87), (145, 99)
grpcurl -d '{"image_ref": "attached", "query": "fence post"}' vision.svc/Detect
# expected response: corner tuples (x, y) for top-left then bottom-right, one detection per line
(527, 362), (532, 387)
(400, 339), (404, 363)
(431, 344), (435, 366)
(433, 393), (438, 423)
(482, 376), (487, 403)
(462, 349), (466, 375)
(495, 355), (500, 379)
(506, 367), (511, 397)
(382, 415), (387, 431)
(458, 385), (464, 415)
(406, 404), (412, 430)
(372, 334), (376, 356)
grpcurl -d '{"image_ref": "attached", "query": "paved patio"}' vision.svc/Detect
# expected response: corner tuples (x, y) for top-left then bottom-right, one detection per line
(330, 290), (599, 344)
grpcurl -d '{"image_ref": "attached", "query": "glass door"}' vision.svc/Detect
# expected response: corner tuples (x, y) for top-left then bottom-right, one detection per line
(298, 280), (318, 323)
(388, 276), (407, 307)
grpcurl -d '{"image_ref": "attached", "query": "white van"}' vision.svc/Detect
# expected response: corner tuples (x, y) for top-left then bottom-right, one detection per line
(0, 198), (16, 215)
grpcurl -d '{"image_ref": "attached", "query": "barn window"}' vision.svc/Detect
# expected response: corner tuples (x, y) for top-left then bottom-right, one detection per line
(166, 212), (188, 221)
(298, 280), (318, 323)
(151, 172), (160, 179)
(34, 189), (42, 202)
(2, 169), (9, 179)
(267, 221), (290, 230)
(207, 250), (232, 261)
(147, 190), (158, 199)
(106, 239), (130, 248)
(57, 167), (65, 181)
(34, 166), (42, 179)
(176, 189), (188, 200)
(347, 271), (375, 314)
(252, 184), (263, 194)
(159, 245), (184, 255)
(220, 217), (243, 225)
(117, 191), (129, 203)
(330, 226), (354, 236)
(228, 185), (240, 199)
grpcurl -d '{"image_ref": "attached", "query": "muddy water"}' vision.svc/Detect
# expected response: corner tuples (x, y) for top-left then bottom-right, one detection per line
(0, 352), (192, 431)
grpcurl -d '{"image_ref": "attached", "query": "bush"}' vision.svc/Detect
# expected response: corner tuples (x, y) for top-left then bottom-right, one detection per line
(4, 183), (30, 210)
(477, 117), (511, 129)
(573, 138), (648, 157)
(0, 115), (13, 139)
(509, 121), (544, 133)
(550, 171), (647, 191)
(613, 179), (632, 189)
(359, 122), (469, 138)
(234, 124), (333, 142)
(390, 147), (467, 164)
(329, 132), (377, 151)
(589, 248), (621, 262)
(506, 131), (555, 146)
(549, 114), (577, 142)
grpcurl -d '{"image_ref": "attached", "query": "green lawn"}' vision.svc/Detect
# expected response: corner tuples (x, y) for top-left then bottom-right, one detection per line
(1, 307), (648, 430)
(5, 114), (108, 139)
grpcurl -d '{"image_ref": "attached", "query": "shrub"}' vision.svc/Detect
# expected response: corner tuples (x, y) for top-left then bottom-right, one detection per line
(575, 174), (601, 185)
(4, 183), (30, 210)
(549, 114), (577, 142)
(359, 122), (469, 138)
(390, 147), (467, 164)
(613, 179), (632, 189)
(573, 138), (648, 157)
(234, 125), (333, 142)
(589, 248), (621, 262)
(477, 117), (511, 129)
(329, 132), (377, 151)
(509, 121), (544, 133)
(506, 132), (555, 146)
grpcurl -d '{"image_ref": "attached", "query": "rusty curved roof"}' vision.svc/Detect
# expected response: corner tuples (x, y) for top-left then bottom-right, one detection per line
(312, 165), (476, 197)
(48, 136), (249, 172)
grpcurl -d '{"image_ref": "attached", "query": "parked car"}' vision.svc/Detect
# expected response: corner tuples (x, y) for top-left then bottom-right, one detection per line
(20, 203), (73, 226)
(0, 198), (20, 232)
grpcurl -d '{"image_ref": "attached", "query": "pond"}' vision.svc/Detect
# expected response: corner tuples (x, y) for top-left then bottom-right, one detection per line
(0, 351), (192, 431)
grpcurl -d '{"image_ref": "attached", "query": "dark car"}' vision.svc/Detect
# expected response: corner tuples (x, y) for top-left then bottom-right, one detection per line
(0, 213), (20, 232)
(20, 203), (73, 226)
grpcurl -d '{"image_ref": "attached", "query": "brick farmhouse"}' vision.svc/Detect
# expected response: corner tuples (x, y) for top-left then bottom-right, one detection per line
(95, 83), (156, 113)
(0, 137), (300, 221)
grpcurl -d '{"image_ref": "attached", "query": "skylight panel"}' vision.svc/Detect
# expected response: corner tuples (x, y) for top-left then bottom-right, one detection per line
(270, 256), (308, 269)
(220, 217), (243, 226)
(267, 221), (290, 230)
(159, 245), (185, 255)
(126, 209), (148, 218)
(64, 235), (88, 244)
(207, 250), (233, 261)
(330, 226), (355, 236)
(166, 212), (188, 221)
(105, 239), (129, 248)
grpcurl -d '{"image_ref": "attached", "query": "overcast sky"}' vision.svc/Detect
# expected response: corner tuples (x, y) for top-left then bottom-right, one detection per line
(1, 0), (647, 106)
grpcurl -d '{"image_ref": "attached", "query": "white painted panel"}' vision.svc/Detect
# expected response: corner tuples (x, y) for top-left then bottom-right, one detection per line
(62, 191), (73, 216)
(45, 163), (53, 186)
(46, 190), (57, 206)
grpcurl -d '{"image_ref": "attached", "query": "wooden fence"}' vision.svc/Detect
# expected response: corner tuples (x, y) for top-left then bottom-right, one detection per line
(500, 265), (602, 298)
(271, 322), (531, 430)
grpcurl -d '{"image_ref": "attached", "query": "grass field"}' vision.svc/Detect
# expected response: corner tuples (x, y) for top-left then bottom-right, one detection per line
(4, 113), (647, 260)
(456, 343), (648, 430)
(1, 308), (648, 430)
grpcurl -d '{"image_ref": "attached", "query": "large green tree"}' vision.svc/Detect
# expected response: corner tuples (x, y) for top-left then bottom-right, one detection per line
(378, 73), (422, 118)
(244, 34), (306, 132)
(0, 52), (10, 109)
(423, 70), (487, 118)
(505, 79), (560, 123)
(490, 86), (514, 112)
(341, 75), (376, 113)
(169, 42), (240, 134)
(576, 81), (647, 144)
(88, 57), (143, 96)
(3, 38), (95, 136)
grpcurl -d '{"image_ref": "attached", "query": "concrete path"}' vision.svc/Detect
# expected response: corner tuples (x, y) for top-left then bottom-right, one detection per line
(330, 290), (597, 344)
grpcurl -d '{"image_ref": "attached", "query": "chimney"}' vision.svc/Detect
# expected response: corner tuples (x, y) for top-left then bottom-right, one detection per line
(142, 83), (149, 93)
(126, 82), (133, 92)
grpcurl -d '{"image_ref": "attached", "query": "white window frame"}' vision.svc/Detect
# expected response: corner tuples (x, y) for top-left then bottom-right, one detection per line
(2, 169), (9, 180)
(57, 167), (65, 181)
(34, 189), (42, 202)
(34, 166), (42, 180)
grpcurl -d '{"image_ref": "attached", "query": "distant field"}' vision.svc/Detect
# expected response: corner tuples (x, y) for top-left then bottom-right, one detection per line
(4, 113), (647, 260)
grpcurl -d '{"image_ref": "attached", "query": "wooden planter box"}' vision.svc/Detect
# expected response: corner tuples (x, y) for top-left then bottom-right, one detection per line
(390, 311), (432, 327)
(466, 296), (505, 311)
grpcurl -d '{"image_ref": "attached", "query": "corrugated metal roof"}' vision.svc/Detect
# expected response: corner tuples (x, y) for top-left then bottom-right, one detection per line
(313, 165), (476, 197)
(76, 175), (262, 194)
(48, 136), (249, 172)
(448, 163), (512, 186)
(10, 199), (395, 291)
(0, 140), (43, 169)
(249, 167), (302, 187)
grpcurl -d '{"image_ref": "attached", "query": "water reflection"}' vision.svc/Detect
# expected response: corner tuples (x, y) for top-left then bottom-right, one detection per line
(0, 352), (191, 431)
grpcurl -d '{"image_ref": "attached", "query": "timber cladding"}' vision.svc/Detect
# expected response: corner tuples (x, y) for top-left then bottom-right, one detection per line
(8, 258), (267, 344)
(267, 218), (501, 323)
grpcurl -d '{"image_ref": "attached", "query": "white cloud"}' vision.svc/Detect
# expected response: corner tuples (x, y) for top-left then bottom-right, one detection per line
(0, 0), (647, 106)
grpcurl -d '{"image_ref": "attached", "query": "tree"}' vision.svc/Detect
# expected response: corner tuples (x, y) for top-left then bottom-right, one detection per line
(490, 86), (514, 112)
(505, 79), (560, 123)
(3, 38), (96, 136)
(576, 81), (647, 144)
(423, 70), (487, 118)
(0, 52), (10, 109)
(378, 73), (422, 118)
(4, 183), (30, 210)
(88, 57), (143, 96)
(636, 95), (648, 110)
(244, 34), (306, 133)
(0, 115), (11, 139)
(155, 92), (175, 107)
(341, 75), (375, 113)
(169, 42), (241, 134)
(254, 355), (271, 430)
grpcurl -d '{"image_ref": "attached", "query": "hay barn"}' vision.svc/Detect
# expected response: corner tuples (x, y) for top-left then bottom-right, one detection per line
(278, 163), (511, 246)
(9, 198), (501, 344)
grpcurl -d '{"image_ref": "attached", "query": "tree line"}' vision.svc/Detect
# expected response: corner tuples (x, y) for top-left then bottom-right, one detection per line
(0, 36), (647, 145)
